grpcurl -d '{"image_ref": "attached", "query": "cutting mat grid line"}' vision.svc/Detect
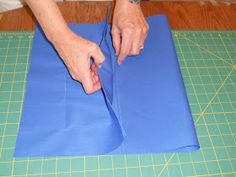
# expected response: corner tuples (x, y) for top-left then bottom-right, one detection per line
(0, 31), (235, 177)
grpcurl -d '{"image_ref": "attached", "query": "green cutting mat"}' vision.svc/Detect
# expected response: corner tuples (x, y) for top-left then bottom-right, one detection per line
(0, 30), (236, 177)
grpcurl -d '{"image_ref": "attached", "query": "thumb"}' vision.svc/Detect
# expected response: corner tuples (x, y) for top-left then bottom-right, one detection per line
(80, 70), (95, 94)
(90, 44), (105, 68)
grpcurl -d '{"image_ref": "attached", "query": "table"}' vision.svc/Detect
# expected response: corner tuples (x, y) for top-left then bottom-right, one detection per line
(0, 2), (236, 177)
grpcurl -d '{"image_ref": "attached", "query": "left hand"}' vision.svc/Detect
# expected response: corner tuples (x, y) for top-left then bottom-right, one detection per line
(112, 0), (149, 64)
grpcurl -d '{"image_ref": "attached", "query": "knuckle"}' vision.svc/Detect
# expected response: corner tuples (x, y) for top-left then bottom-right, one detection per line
(123, 27), (134, 35)
(90, 43), (99, 51)
(111, 29), (117, 35)
(71, 72), (79, 81)
(85, 87), (93, 94)
(144, 24), (149, 33)
(131, 50), (140, 55)
(96, 55), (105, 65)
(136, 27), (142, 33)
(101, 56), (105, 63)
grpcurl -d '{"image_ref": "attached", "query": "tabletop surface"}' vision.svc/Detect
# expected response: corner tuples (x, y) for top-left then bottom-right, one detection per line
(0, 2), (236, 30)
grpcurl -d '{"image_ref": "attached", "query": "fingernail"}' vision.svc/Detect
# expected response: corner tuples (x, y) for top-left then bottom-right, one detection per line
(117, 60), (121, 65)
(97, 62), (102, 68)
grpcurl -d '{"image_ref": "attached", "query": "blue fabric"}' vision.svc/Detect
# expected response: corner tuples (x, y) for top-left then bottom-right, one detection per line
(14, 15), (199, 157)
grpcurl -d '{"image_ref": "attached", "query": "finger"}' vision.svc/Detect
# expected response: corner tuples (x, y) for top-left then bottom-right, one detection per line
(90, 44), (105, 68)
(92, 63), (99, 81)
(118, 31), (133, 64)
(91, 63), (99, 81)
(140, 25), (149, 47)
(94, 66), (100, 84)
(130, 30), (142, 55)
(91, 64), (101, 91)
(80, 62), (100, 94)
(92, 77), (101, 91)
(111, 30), (121, 55)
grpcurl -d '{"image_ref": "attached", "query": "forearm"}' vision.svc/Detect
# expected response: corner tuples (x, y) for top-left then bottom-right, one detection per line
(25, 0), (71, 44)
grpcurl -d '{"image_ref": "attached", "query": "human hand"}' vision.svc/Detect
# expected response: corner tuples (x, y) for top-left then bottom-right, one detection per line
(112, 0), (149, 64)
(53, 31), (105, 94)
(25, 0), (105, 94)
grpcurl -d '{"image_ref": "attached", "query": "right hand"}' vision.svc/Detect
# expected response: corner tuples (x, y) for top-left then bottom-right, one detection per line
(53, 31), (105, 94)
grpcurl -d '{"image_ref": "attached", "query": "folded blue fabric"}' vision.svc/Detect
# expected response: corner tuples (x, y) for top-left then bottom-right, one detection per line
(14, 15), (199, 157)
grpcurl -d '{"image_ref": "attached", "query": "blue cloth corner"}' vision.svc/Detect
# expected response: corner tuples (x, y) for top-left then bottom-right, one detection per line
(14, 15), (199, 157)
